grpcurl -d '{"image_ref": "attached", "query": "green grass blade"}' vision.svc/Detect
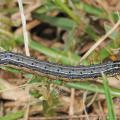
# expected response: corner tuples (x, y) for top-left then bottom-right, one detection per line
(53, 80), (120, 98)
(102, 73), (116, 120)
(16, 36), (81, 65)
(0, 111), (24, 120)
(76, 2), (119, 22)
(53, 0), (80, 24)
(32, 13), (76, 30)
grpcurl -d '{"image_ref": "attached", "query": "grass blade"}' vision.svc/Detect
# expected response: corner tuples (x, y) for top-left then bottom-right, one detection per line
(102, 72), (116, 120)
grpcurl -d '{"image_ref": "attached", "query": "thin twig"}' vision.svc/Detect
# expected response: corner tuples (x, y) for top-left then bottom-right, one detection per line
(80, 18), (120, 62)
(17, 0), (30, 56)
